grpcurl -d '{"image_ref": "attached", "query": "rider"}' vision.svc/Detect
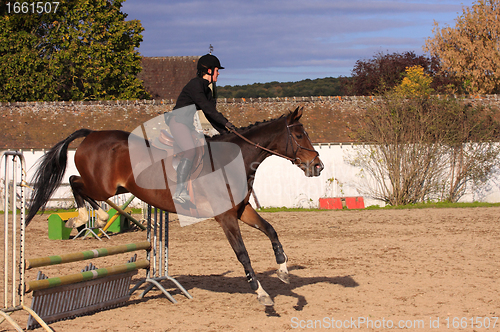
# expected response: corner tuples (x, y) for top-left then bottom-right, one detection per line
(167, 54), (236, 204)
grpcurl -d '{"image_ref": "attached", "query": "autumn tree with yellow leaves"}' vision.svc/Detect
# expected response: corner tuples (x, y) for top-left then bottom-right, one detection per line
(393, 65), (434, 97)
(425, 0), (500, 94)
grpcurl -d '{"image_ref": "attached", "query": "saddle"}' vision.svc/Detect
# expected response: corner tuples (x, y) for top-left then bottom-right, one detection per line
(158, 130), (175, 147)
(147, 130), (245, 218)
(151, 129), (205, 197)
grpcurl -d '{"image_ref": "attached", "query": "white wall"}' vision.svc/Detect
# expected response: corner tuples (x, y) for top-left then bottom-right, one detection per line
(250, 143), (382, 208)
(250, 143), (500, 208)
(3, 144), (500, 210)
(0, 149), (136, 210)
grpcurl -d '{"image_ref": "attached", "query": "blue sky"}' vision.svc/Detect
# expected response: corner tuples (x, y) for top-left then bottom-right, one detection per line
(122, 0), (476, 86)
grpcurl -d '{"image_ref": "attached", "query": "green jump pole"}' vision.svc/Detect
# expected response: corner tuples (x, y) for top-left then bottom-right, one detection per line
(25, 241), (151, 270)
(26, 259), (150, 292)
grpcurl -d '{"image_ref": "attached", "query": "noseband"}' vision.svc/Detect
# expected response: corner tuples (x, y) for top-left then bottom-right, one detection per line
(285, 123), (321, 168)
(229, 122), (321, 167)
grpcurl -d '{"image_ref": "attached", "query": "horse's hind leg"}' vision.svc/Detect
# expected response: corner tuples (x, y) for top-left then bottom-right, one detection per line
(65, 176), (88, 228)
(66, 175), (108, 228)
(85, 197), (110, 228)
(239, 203), (290, 284)
(216, 213), (274, 306)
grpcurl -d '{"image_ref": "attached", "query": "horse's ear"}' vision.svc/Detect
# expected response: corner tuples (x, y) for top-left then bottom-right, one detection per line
(288, 107), (303, 124)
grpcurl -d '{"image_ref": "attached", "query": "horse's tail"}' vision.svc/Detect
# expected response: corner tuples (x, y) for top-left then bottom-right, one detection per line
(26, 129), (93, 226)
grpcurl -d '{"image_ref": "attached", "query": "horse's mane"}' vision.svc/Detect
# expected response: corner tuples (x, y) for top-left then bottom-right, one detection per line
(207, 113), (287, 140)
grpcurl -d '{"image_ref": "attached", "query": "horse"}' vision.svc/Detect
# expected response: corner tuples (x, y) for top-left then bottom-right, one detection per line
(26, 106), (324, 306)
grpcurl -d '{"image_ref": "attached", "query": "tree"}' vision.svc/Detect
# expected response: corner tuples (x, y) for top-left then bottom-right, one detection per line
(0, 0), (149, 101)
(0, 13), (58, 101)
(393, 65), (434, 97)
(218, 77), (342, 98)
(425, 0), (500, 94)
(440, 104), (500, 201)
(349, 95), (500, 205)
(341, 51), (453, 96)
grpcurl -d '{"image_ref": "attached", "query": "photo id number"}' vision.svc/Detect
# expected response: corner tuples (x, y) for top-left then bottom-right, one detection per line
(6, 2), (59, 14)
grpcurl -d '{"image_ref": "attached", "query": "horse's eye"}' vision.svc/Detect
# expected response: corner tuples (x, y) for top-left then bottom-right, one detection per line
(296, 134), (303, 139)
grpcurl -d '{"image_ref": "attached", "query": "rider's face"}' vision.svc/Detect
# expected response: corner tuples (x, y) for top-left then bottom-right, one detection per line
(206, 68), (219, 82)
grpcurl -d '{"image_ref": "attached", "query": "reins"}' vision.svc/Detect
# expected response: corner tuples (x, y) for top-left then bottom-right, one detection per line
(229, 128), (296, 163)
(228, 122), (321, 167)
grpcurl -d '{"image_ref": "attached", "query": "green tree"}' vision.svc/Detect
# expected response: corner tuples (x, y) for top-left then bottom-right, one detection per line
(0, 0), (149, 102)
(425, 0), (500, 94)
(341, 51), (453, 96)
(0, 14), (58, 101)
(218, 77), (342, 98)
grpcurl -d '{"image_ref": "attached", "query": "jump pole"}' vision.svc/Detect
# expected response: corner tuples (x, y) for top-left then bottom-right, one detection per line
(98, 194), (137, 237)
(0, 151), (52, 332)
(105, 198), (146, 230)
(26, 258), (150, 292)
(25, 241), (151, 270)
(129, 205), (192, 303)
(24, 241), (152, 329)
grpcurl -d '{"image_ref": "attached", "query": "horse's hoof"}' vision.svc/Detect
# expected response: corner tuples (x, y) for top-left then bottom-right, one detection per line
(276, 269), (290, 284)
(258, 294), (274, 306)
(65, 218), (74, 228)
(95, 220), (107, 228)
(97, 209), (109, 223)
(66, 217), (84, 229)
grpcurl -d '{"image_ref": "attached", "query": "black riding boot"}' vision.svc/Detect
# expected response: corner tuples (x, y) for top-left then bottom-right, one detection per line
(172, 158), (193, 203)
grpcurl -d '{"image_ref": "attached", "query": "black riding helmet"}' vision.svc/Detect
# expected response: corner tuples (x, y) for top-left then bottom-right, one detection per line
(197, 54), (224, 99)
(197, 54), (224, 76)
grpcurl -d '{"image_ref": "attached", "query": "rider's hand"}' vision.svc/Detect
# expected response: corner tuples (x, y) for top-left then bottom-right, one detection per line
(226, 122), (236, 131)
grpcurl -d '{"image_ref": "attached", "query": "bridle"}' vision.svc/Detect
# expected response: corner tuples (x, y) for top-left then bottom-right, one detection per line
(229, 122), (321, 168)
(285, 123), (321, 168)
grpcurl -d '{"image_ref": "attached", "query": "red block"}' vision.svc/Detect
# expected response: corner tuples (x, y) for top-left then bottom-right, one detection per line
(345, 197), (365, 209)
(318, 198), (343, 209)
(319, 197), (365, 209)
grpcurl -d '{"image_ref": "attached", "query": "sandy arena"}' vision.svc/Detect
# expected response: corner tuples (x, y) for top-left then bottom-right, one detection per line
(1, 207), (500, 331)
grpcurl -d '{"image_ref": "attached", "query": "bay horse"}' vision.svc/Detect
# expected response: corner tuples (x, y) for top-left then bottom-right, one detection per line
(26, 107), (324, 306)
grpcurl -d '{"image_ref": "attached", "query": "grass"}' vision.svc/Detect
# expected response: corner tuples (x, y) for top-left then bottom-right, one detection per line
(257, 201), (500, 213)
(365, 201), (500, 210)
(3, 202), (500, 215)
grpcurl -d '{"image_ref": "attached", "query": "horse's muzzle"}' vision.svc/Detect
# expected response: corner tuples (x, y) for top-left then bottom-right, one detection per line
(301, 157), (324, 177)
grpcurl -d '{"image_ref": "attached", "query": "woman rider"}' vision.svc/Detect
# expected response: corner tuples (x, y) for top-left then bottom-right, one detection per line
(167, 54), (235, 204)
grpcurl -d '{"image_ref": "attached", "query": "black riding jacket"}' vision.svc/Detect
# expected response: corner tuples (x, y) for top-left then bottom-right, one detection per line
(172, 76), (229, 134)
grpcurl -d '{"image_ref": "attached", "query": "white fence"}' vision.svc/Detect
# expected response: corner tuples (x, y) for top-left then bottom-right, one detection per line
(2, 144), (500, 211)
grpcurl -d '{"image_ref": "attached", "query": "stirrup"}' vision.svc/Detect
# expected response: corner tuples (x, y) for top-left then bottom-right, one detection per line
(173, 189), (191, 204)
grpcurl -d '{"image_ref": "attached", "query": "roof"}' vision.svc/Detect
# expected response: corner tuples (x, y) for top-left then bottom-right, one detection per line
(137, 56), (200, 100)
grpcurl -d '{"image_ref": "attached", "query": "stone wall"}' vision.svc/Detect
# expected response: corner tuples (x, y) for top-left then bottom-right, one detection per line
(2, 95), (500, 149)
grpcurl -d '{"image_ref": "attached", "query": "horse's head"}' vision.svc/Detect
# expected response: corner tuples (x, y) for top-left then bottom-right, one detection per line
(283, 107), (324, 177)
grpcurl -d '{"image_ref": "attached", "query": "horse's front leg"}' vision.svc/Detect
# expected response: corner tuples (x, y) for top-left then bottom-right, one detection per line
(215, 213), (274, 306)
(239, 203), (290, 284)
